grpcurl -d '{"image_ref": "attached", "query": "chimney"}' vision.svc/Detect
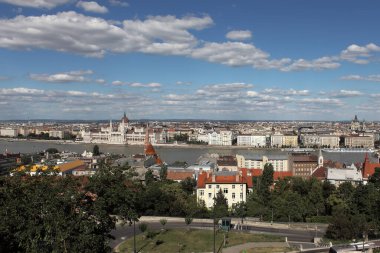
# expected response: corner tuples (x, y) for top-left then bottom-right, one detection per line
(212, 174), (216, 182)
(236, 174), (239, 182)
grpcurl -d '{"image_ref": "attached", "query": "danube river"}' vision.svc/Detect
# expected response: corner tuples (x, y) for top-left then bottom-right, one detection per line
(0, 139), (376, 165)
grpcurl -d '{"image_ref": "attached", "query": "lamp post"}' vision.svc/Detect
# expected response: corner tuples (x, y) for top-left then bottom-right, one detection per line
(213, 188), (216, 253)
(133, 219), (136, 253)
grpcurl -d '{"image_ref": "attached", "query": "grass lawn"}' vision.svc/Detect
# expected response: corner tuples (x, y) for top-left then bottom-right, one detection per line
(117, 229), (284, 253)
(241, 247), (295, 253)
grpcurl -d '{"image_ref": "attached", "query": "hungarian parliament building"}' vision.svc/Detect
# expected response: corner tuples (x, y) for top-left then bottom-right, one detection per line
(80, 113), (166, 145)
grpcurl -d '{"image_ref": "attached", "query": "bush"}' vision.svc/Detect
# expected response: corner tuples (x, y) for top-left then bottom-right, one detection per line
(138, 222), (148, 233)
(147, 230), (158, 239)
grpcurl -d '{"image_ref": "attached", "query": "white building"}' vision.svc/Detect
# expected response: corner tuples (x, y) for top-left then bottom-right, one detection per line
(271, 134), (284, 147)
(326, 165), (363, 186)
(208, 131), (233, 146)
(237, 135), (266, 147)
(236, 153), (289, 171)
(49, 130), (64, 139)
(196, 171), (253, 208)
(0, 128), (18, 137)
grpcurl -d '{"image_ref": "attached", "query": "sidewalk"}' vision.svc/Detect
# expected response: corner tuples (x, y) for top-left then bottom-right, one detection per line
(223, 242), (290, 253)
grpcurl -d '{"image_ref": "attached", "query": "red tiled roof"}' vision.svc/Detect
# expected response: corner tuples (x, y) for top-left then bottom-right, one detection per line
(273, 171), (293, 180)
(362, 153), (380, 179)
(197, 171), (253, 188)
(167, 171), (194, 181)
(311, 166), (327, 179)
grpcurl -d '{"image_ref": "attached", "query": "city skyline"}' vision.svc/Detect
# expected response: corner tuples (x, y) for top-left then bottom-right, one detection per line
(0, 0), (380, 120)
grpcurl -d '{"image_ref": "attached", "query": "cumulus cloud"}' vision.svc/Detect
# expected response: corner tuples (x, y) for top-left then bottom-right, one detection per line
(76, 1), (108, 14)
(341, 74), (380, 82)
(129, 82), (161, 88)
(0, 12), (213, 58)
(329, 90), (363, 98)
(30, 70), (93, 83)
(280, 57), (340, 72)
(340, 43), (380, 64)
(111, 80), (126, 86)
(0, 0), (69, 8)
(109, 0), (128, 7)
(226, 30), (252, 41)
(262, 88), (310, 96)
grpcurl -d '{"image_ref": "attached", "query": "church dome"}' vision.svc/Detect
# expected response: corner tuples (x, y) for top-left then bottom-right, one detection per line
(121, 112), (129, 123)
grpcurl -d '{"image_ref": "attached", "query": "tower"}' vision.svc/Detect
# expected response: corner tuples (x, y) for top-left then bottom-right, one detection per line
(318, 149), (324, 167)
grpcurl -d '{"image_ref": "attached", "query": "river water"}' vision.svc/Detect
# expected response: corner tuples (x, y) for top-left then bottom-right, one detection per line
(0, 140), (376, 165)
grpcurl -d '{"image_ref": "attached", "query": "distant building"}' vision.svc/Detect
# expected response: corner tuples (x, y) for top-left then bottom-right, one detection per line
(217, 156), (238, 171)
(344, 135), (374, 148)
(0, 128), (18, 137)
(326, 165), (363, 187)
(362, 154), (380, 182)
(236, 153), (289, 171)
(237, 135), (266, 147)
(289, 153), (318, 178)
(208, 130), (233, 146)
(196, 170), (253, 208)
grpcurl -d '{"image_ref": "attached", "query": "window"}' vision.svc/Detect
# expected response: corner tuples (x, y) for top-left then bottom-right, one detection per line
(240, 193), (243, 199)
(232, 185), (235, 189)
(200, 190), (204, 196)
(208, 185), (211, 189)
(216, 185), (219, 189)
(208, 193), (212, 198)
(223, 188), (228, 194)
(232, 193), (235, 199)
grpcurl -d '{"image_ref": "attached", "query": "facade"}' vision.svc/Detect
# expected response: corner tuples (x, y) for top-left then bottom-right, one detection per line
(237, 135), (266, 147)
(49, 130), (64, 139)
(344, 135), (374, 148)
(289, 153), (318, 178)
(283, 135), (298, 147)
(0, 128), (18, 137)
(196, 171), (253, 208)
(81, 118), (127, 144)
(326, 165), (363, 186)
(271, 134), (284, 147)
(236, 153), (289, 171)
(320, 135), (340, 148)
(302, 135), (340, 148)
(208, 130), (233, 146)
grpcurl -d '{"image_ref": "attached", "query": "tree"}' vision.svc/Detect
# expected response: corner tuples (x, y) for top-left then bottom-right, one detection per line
(369, 168), (380, 189)
(232, 202), (247, 224)
(138, 223), (148, 233)
(159, 219), (167, 230)
(145, 169), (155, 186)
(180, 177), (197, 195)
(45, 148), (59, 154)
(185, 216), (193, 231)
(160, 164), (168, 181)
(214, 189), (229, 219)
(93, 145), (100, 156)
(256, 163), (274, 203)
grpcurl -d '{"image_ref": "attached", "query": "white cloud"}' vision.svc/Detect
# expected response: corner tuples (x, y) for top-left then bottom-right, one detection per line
(0, 0), (69, 8)
(340, 43), (380, 64)
(341, 74), (380, 82)
(280, 57), (340, 72)
(30, 70), (93, 83)
(109, 0), (128, 7)
(112, 80), (126, 86)
(129, 82), (161, 88)
(0, 12), (213, 58)
(95, 78), (106, 84)
(76, 1), (108, 14)
(226, 30), (252, 41)
(262, 88), (309, 96)
(176, 81), (192, 85)
(329, 90), (363, 98)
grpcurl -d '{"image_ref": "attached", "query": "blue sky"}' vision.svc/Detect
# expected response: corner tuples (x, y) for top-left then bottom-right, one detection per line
(0, 0), (380, 120)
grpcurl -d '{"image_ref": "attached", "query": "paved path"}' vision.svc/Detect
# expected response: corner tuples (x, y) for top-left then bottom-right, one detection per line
(223, 242), (289, 253)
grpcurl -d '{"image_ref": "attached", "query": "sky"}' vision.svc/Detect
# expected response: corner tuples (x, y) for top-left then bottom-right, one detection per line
(0, 0), (380, 121)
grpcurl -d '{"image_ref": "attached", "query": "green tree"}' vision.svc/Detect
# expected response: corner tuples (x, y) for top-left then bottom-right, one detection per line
(138, 223), (148, 233)
(256, 163), (274, 203)
(180, 177), (197, 195)
(185, 216), (193, 230)
(160, 164), (168, 181)
(232, 201), (247, 223)
(145, 169), (155, 186)
(45, 148), (59, 154)
(213, 189), (229, 219)
(159, 219), (167, 230)
(93, 145), (100, 156)
(369, 168), (380, 189)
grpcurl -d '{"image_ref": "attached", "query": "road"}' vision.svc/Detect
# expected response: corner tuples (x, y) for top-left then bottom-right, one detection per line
(110, 221), (326, 249)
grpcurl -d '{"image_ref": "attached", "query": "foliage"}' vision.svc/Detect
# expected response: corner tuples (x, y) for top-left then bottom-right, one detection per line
(0, 175), (114, 252)
(231, 201), (248, 223)
(213, 189), (229, 218)
(138, 223), (148, 233)
(160, 164), (168, 181)
(45, 147), (59, 154)
(160, 218), (167, 229)
(145, 169), (155, 185)
(180, 177), (197, 195)
(93, 145), (100, 156)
